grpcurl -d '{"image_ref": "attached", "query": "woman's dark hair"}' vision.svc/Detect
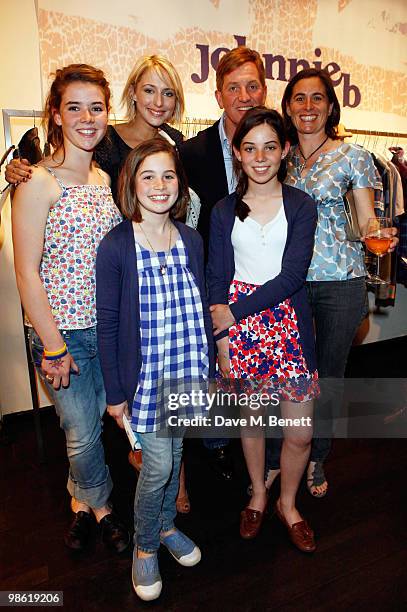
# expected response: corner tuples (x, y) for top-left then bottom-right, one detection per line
(118, 137), (189, 222)
(281, 68), (341, 144)
(232, 106), (287, 221)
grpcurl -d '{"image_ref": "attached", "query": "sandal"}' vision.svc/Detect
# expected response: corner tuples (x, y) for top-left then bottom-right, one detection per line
(176, 493), (191, 514)
(307, 461), (328, 498)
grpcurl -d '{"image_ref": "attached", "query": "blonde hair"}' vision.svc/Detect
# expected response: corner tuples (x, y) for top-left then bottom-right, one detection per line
(121, 55), (185, 124)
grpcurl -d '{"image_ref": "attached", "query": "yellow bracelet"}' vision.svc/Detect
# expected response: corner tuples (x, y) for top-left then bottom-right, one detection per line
(43, 342), (67, 357)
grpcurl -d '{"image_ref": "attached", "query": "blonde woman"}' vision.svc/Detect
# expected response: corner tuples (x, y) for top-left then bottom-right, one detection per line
(95, 54), (186, 202)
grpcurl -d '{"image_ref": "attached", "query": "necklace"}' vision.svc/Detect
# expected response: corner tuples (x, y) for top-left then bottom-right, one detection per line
(298, 136), (329, 173)
(139, 222), (173, 275)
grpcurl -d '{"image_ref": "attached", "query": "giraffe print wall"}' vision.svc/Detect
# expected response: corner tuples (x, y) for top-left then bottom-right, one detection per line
(38, 0), (407, 132)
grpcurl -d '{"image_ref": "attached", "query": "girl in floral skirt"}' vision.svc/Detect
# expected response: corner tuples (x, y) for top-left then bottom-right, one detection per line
(207, 107), (319, 552)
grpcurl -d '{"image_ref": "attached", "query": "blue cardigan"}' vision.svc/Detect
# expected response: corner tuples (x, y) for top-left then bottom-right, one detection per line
(207, 183), (318, 373)
(96, 219), (215, 405)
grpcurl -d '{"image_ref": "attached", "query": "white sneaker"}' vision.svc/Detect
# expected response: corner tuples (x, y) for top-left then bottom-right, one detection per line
(132, 549), (162, 601)
(160, 528), (201, 567)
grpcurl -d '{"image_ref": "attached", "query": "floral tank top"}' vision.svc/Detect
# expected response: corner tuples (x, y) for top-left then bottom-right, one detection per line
(39, 167), (122, 329)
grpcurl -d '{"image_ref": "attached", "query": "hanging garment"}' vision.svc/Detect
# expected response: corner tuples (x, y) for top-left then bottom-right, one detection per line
(390, 152), (407, 213)
(371, 154), (403, 307)
(16, 127), (43, 164)
(390, 151), (407, 284)
(396, 212), (407, 285)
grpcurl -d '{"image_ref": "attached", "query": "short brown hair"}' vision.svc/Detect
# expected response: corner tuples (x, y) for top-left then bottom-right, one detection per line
(44, 64), (110, 156)
(216, 46), (266, 91)
(281, 68), (341, 143)
(118, 138), (189, 222)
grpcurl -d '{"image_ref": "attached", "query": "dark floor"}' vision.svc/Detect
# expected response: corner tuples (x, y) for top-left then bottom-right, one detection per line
(1, 337), (406, 611)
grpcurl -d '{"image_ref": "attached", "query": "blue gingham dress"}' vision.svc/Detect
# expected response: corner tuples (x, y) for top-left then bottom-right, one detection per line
(131, 236), (210, 432)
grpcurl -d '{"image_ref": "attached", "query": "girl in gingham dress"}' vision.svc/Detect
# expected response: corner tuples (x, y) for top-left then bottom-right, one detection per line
(96, 138), (213, 601)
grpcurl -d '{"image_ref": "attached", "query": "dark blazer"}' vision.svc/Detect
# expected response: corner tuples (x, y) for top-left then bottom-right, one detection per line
(206, 183), (318, 373)
(96, 219), (215, 405)
(179, 120), (228, 252)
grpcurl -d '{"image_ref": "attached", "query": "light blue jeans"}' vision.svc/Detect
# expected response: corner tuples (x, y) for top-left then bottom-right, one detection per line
(29, 326), (113, 509)
(134, 432), (183, 553)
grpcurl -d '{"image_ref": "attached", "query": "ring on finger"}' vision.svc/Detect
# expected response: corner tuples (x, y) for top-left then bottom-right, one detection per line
(46, 374), (54, 383)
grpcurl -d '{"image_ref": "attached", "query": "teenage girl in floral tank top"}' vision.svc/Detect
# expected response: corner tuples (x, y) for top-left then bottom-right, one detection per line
(12, 64), (129, 554)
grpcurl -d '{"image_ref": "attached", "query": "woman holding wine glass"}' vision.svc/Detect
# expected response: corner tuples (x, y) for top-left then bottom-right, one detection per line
(267, 68), (399, 498)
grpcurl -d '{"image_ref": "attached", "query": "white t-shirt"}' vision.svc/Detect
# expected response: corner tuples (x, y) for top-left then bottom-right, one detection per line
(232, 204), (287, 285)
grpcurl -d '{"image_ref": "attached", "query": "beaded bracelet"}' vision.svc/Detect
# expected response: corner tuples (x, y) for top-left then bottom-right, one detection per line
(43, 342), (68, 361)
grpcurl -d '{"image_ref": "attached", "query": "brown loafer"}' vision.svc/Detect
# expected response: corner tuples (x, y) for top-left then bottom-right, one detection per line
(275, 504), (316, 553)
(240, 507), (266, 539)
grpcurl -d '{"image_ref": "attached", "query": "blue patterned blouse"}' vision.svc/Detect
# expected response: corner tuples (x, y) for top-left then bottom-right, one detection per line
(285, 143), (376, 281)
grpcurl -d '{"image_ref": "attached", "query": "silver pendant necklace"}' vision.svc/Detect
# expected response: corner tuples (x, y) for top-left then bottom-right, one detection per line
(298, 136), (329, 174)
(139, 222), (173, 275)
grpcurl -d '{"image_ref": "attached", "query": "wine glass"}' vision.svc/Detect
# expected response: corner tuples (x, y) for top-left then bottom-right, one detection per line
(364, 217), (392, 285)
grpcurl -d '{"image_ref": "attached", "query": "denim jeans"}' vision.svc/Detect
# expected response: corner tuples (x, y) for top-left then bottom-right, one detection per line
(134, 432), (183, 553)
(307, 277), (368, 462)
(29, 326), (112, 508)
(265, 277), (368, 468)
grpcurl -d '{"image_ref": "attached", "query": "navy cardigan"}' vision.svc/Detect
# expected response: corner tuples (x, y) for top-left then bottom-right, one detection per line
(96, 219), (215, 406)
(206, 183), (318, 373)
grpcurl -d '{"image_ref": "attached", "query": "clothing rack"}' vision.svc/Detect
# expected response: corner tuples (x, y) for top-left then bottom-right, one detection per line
(2, 108), (46, 462)
(2, 109), (45, 148)
(343, 130), (407, 160)
(346, 128), (407, 139)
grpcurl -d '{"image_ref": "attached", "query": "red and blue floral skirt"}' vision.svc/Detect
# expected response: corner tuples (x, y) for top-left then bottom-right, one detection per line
(225, 280), (319, 403)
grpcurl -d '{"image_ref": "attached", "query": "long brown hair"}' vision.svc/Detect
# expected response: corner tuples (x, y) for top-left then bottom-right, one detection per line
(118, 138), (189, 222)
(232, 107), (287, 221)
(43, 63), (111, 161)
